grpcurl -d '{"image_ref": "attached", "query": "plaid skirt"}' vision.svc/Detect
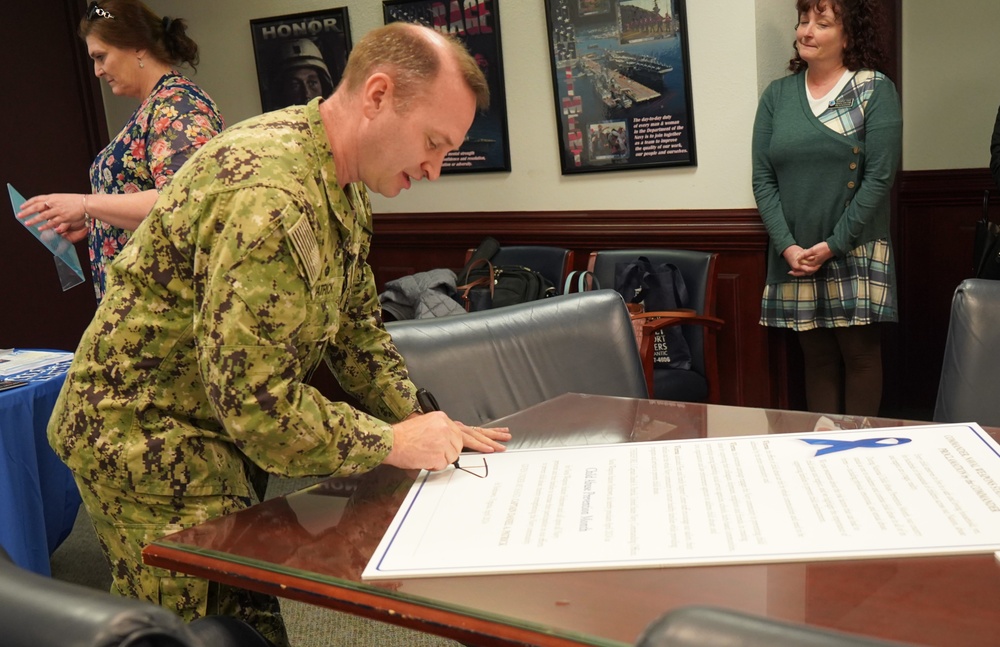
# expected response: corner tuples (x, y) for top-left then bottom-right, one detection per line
(760, 239), (897, 331)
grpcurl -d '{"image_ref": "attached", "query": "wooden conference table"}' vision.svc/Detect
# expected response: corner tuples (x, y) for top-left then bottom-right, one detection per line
(143, 394), (1000, 647)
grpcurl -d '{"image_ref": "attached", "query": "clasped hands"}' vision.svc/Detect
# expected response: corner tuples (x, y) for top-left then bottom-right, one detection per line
(17, 193), (89, 244)
(384, 410), (510, 472)
(783, 241), (833, 277)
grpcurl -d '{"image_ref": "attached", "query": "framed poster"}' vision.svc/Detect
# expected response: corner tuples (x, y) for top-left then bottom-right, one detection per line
(543, 0), (697, 174)
(250, 8), (352, 113)
(383, 0), (511, 173)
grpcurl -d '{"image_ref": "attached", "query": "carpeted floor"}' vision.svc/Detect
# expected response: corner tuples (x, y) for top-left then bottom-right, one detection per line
(49, 475), (459, 647)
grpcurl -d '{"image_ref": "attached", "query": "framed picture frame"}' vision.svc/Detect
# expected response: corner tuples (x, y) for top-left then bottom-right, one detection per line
(543, 0), (697, 174)
(383, 0), (511, 174)
(250, 8), (353, 114)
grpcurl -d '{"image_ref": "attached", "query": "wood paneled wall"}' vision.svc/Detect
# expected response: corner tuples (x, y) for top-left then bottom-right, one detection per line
(366, 209), (784, 409)
(368, 168), (997, 416)
(887, 168), (998, 412)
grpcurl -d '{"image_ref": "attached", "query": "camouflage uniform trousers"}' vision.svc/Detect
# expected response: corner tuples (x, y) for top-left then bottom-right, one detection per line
(75, 476), (290, 647)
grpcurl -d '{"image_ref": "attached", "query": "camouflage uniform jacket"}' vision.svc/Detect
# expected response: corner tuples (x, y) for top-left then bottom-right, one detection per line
(48, 98), (418, 498)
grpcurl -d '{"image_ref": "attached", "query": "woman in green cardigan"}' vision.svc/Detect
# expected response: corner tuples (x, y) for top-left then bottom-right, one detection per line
(752, 0), (901, 416)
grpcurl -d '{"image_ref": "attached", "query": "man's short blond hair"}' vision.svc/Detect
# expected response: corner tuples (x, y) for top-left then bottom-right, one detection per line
(341, 22), (489, 112)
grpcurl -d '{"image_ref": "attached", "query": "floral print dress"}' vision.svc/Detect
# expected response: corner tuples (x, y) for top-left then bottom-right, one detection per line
(88, 72), (223, 301)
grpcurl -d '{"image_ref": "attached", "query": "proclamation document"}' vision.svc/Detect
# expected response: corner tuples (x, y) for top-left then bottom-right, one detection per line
(363, 424), (1000, 580)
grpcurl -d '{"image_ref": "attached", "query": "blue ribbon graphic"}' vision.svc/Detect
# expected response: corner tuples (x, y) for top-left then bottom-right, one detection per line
(800, 437), (911, 456)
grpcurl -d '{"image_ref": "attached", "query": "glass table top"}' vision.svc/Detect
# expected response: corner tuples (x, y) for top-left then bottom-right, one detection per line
(145, 394), (1000, 647)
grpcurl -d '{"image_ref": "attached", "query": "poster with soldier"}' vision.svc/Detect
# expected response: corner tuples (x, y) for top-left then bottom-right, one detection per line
(250, 8), (353, 114)
(383, 0), (511, 174)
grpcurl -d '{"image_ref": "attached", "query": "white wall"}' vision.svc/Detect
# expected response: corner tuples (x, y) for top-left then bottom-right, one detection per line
(901, 0), (1000, 171)
(97, 1), (1000, 215)
(755, 0), (794, 97)
(101, 0), (760, 213)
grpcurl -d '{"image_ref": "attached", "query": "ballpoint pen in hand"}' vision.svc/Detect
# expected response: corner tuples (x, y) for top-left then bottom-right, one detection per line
(416, 388), (461, 469)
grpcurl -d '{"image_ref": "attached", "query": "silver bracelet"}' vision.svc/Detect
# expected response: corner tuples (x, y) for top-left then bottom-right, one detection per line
(82, 194), (92, 228)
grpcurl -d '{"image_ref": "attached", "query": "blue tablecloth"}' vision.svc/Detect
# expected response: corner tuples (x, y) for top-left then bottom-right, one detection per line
(0, 352), (81, 575)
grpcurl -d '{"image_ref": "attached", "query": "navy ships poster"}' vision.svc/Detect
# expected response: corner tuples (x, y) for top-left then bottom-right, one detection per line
(544, 0), (696, 174)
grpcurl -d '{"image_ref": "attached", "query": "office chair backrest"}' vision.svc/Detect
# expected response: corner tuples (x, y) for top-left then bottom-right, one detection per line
(636, 606), (916, 647)
(588, 249), (721, 403)
(934, 278), (1000, 427)
(0, 546), (269, 647)
(588, 249), (716, 375)
(0, 544), (193, 647)
(464, 245), (574, 294)
(386, 290), (647, 426)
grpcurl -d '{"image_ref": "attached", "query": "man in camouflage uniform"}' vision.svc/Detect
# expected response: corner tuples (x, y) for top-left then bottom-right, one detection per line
(48, 23), (508, 646)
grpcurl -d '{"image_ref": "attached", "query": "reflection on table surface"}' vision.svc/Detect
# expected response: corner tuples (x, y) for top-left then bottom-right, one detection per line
(145, 394), (1000, 647)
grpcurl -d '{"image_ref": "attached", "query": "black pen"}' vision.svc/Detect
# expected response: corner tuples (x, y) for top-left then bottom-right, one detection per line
(416, 388), (460, 469)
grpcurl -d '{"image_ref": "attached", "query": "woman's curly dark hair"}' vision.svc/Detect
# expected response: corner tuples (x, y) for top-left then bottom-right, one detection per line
(788, 0), (888, 73)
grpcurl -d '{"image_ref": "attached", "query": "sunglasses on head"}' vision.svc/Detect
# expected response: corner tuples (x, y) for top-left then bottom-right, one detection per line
(87, 1), (115, 20)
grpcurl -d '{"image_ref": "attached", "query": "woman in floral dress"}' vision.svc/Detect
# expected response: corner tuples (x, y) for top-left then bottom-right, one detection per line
(18, 0), (223, 301)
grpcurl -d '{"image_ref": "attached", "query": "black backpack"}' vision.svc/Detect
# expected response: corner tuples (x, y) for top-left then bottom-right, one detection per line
(456, 238), (555, 311)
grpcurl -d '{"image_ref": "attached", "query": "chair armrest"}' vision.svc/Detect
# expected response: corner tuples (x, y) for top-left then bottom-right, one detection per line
(632, 310), (725, 330)
(630, 311), (725, 399)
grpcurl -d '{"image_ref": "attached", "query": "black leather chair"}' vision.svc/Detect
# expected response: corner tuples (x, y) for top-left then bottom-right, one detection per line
(463, 245), (574, 293)
(588, 249), (723, 403)
(0, 546), (271, 647)
(636, 606), (915, 647)
(385, 290), (647, 426)
(934, 278), (1000, 427)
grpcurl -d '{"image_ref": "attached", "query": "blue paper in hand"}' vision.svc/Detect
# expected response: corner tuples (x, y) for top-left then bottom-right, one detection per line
(7, 183), (85, 291)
